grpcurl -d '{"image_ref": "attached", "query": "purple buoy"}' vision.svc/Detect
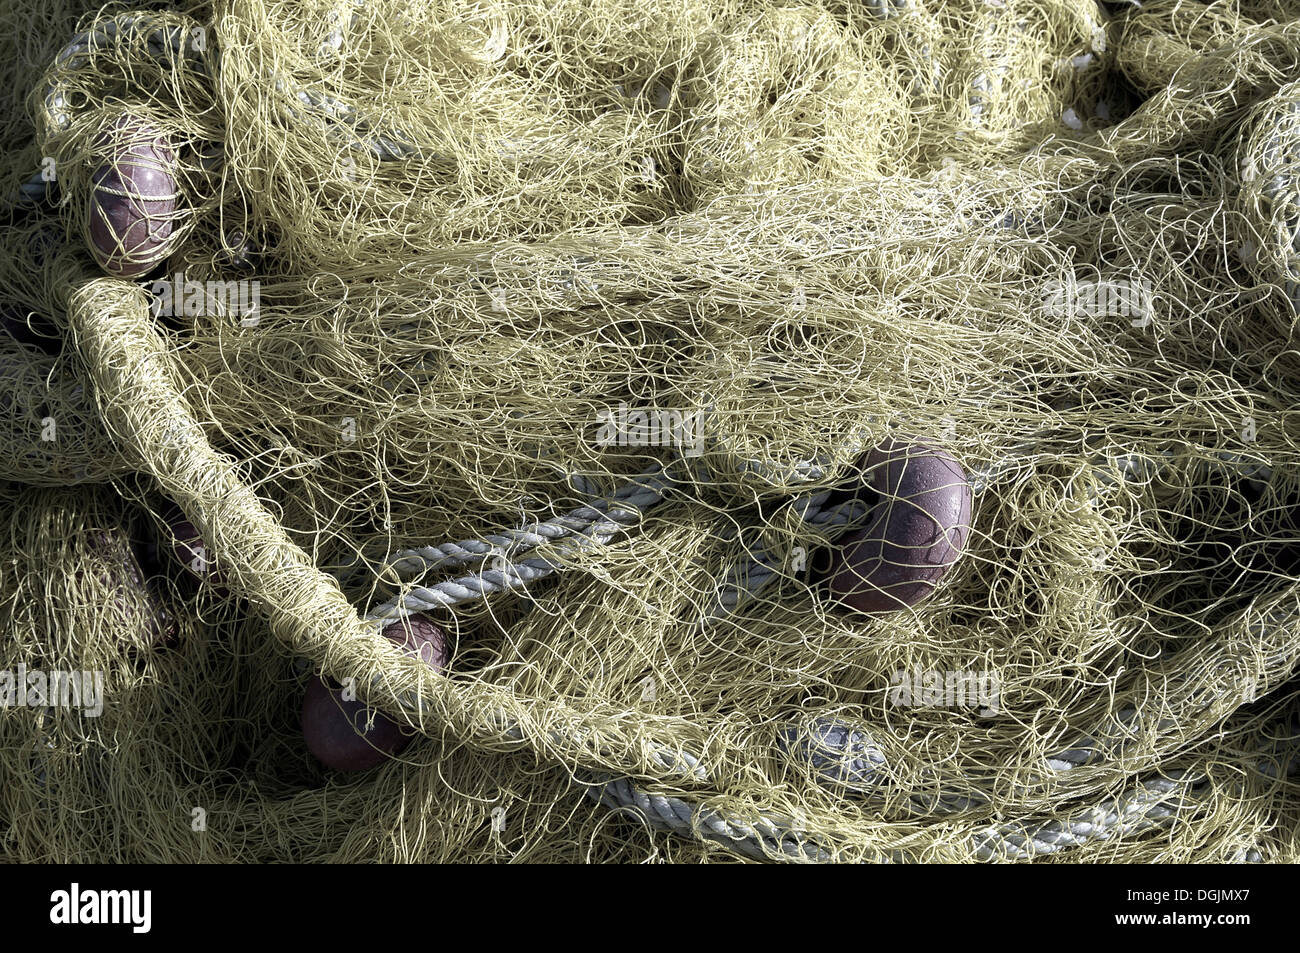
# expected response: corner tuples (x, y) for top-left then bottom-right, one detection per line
(824, 436), (973, 614)
(301, 615), (449, 772)
(160, 504), (229, 598)
(86, 116), (179, 278)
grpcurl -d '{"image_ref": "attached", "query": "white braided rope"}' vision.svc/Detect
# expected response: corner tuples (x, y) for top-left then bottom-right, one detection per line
(380, 464), (674, 580)
(40, 12), (207, 137)
(591, 756), (1283, 862)
(362, 464), (676, 623)
(591, 776), (840, 862)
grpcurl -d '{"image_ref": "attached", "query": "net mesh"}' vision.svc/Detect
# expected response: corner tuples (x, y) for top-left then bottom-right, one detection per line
(1, 0), (1299, 862)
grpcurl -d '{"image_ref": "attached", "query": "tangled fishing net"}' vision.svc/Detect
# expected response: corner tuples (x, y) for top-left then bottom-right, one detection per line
(3, 0), (1300, 863)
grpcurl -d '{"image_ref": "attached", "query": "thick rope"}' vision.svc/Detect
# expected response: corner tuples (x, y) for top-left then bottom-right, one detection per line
(590, 757), (1285, 863)
(381, 466), (674, 578)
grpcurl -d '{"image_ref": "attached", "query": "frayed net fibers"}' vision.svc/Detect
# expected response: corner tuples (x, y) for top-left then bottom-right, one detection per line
(1, 0), (1299, 862)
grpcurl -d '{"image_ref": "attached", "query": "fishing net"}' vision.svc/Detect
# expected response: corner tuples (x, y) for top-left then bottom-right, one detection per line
(2, 0), (1300, 863)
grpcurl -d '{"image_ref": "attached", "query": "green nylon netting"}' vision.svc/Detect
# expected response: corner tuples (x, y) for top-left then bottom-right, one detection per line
(2, 0), (1300, 862)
